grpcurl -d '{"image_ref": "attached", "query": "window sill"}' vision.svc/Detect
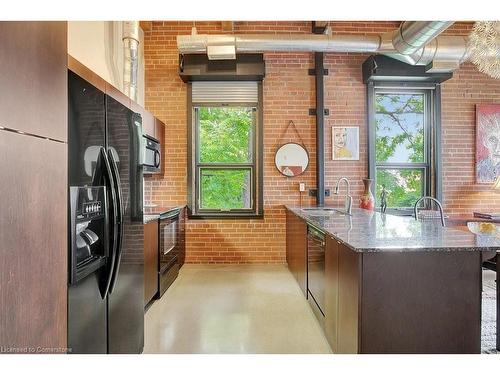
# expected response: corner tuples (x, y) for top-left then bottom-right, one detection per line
(188, 213), (264, 220)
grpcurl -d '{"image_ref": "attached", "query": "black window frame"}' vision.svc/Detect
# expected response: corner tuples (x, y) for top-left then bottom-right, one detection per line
(367, 81), (442, 215)
(187, 82), (264, 219)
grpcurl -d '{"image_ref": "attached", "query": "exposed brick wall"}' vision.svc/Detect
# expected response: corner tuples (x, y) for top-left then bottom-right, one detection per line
(441, 62), (500, 215)
(144, 21), (499, 264)
(144, 21), (317, 264)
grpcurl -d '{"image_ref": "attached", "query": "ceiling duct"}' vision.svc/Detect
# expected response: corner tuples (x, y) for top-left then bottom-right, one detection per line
(177, 21), (478, 72)
(392, 21), (454, 55)
(177, 33), (382, 54)
(122, 21), (140, 101)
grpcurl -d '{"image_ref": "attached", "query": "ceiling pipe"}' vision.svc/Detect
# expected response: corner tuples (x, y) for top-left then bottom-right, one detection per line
(122, 21), (140, 101)
(176, 21), (475, 72)
(392, 21), (454, 55)
(177, 33), (382, 54)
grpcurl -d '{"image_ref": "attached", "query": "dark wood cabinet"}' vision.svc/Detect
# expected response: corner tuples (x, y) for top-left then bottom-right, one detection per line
(130, 101), (155, 138)
(154, 117), (165, 142)
(144, 220), (159, 306)
(0, 21), (67, 353)
(337, 243), (361, 354)
(143, 111), (155, 138)
(154, 118), (165, 176)
(106, 82), (130, 108)
(0, 22), (67, 141)
(324, 237), (360, 353)
(68, 55), (106, 92)
(324, 238), (481, 354)
(0, 131), (67, 351)
(286, 210), (307, 295)
(324, 236), (339, 352)
(287, 209), (484, 354)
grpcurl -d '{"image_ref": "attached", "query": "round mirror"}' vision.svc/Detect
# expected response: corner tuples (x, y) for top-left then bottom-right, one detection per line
(275, 142), (309, 177)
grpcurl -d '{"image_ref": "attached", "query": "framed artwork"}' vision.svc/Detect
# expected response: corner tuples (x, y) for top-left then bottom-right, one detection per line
(332, 126), (359, 160)
(476, 104), (500, 183)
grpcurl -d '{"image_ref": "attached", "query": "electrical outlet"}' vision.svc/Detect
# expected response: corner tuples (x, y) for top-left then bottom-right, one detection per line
(325, 188), (331, 197)
(299, 182), (306, 192)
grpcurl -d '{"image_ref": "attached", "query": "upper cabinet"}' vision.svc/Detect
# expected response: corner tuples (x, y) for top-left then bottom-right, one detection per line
(143, 110), (156, 139)
(68, 55), (106, 92)
(0, 22), (67, 141)
(130, 101), (155, 139)
(154, 117), (165, 144)
(105, 82), (130, 109)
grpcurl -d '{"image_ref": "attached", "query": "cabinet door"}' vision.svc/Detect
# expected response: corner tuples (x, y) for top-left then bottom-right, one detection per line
(144, 220), (159, 306)
(0, 22), (67, 141)
(143, 111), (156, 138)
(130, 101), (155, 138)
(285, 211), (307, 295)
(106, 82), (131, 109)
(0, 131), (67, 351)
(337, 243), (361, 353)
(324, 236), (340, 352)
(154, 118), (165, 175)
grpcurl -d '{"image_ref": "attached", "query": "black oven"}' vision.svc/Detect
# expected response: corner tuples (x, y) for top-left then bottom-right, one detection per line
(143, 135), (161, 174)
(158, 208), (181, 297)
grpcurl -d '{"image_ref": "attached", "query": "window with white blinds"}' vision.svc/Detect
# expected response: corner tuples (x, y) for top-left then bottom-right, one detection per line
(188, 81), (263, 218)
(191, 81), (259, 103)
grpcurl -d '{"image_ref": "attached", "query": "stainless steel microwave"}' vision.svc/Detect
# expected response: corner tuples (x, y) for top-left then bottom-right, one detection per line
(143, 135), (161, 174)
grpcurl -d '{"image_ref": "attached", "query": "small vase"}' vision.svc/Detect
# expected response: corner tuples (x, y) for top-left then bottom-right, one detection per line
(360, 178), (375, 211)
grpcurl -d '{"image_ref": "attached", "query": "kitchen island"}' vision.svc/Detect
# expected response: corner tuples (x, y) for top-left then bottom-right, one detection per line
(286, 206), (498, 354)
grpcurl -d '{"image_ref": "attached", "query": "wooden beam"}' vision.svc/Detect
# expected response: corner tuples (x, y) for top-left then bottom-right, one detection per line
(221, 21), (234, 32)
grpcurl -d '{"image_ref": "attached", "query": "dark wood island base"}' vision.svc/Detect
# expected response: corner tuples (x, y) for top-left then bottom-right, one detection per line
(286, 207), (497, 354)
(331, 242), (484, 353)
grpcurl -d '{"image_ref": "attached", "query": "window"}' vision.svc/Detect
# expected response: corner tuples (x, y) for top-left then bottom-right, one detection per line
(188, 82), (263, 218)
(368, 85), (441, 214)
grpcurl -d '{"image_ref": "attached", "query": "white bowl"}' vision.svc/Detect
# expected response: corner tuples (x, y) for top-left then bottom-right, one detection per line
(467, 222), (500, 236)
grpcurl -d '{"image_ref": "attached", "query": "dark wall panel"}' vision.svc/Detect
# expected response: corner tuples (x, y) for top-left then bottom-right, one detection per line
(0, 131), (67, 352)
(0, 22), (67, 141)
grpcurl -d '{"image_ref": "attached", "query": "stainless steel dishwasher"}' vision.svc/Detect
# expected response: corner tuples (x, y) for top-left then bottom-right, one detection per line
(307, 224), (326, 324)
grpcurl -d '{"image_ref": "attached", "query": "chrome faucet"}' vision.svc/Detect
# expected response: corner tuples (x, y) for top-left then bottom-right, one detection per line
(413, 196), (446, 227)
(334, 177), (352, 215)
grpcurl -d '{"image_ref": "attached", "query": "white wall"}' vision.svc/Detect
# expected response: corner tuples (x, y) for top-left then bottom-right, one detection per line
(67, 21), (145, 106)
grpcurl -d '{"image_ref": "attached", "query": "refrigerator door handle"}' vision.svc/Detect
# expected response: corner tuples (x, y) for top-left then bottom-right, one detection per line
(94, 147), (118, 299)
(107, 149), (124, 294)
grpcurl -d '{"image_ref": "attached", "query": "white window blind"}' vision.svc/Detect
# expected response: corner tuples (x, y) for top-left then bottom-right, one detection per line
(192, 81), (258, 103)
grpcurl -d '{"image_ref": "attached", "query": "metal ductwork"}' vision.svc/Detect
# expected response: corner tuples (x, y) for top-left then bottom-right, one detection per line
(122, 21), (140, 101)
(178, 33), (382, 54)
(392, 21), (454, 55)
(177, 21), (477, 72)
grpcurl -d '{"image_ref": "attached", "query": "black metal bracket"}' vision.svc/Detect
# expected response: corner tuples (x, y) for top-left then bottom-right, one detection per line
(309, 188), (331, 197)
(309, 108), (329, 116)
(312, 21), (328, 35)
(308, 68), (329, 76)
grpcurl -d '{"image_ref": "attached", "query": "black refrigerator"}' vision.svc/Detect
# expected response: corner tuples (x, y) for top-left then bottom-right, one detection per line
(68, 70), (144, 354)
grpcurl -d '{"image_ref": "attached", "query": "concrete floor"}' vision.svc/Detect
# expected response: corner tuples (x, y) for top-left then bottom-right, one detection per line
(144, 264), (332, 354)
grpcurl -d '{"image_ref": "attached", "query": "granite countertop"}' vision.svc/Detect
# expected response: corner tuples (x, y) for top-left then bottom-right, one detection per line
(286, 206), (500, 253)
(143, 205), (186, 224)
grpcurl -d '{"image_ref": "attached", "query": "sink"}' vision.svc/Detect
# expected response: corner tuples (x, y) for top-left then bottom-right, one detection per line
(302, 208), (350, 216)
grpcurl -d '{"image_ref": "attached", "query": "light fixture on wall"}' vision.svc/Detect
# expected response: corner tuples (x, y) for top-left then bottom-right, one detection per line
(468, 21), (500, 79)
